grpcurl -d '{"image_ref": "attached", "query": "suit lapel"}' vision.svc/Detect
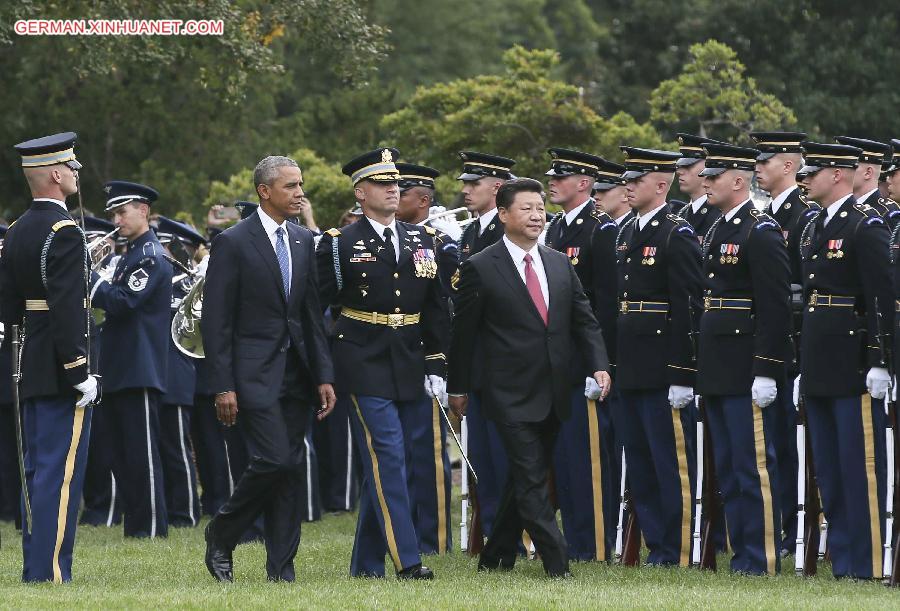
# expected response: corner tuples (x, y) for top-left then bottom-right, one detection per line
(540, 245), (564, 328)
(248, 214), (287, 306)
(492, 244), (544, 326)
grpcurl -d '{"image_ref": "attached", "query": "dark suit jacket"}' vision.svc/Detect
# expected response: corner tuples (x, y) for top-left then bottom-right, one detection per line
(201, 211), (334, 409)
(447, 240), (608, 423)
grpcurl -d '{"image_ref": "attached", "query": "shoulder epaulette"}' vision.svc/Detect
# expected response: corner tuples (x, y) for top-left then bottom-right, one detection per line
(591, 209), (616, 230)
(854, 202), (879, 217)
(748, 207), (780, 231)
(52, 220), (77, 232)
(666, 213), (689, 225)
(325, 228), (341, 237)
(423, 225), (436, 236)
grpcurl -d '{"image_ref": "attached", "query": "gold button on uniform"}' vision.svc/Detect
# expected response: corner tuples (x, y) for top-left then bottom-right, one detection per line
(394, 307), (401, 313)
(395, 290), (401, 296)
(393, 273), (399, 278)
(361, 272), (367, 277)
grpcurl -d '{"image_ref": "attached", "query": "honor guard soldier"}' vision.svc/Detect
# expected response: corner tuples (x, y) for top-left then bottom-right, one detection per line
(156, 216), (204, 527)
(835, 136), (900, 229)
(316, 148), (448, 579)
(0, 223), (20, 525)
(593, 158), (631, 226)
(89, 181), (173, 539)
(0, 132), (98, 582)
(543, 148), (619, 562)
(78, 215), (122, 527)
(697, 142), (791, 575)
(750, 130), (816, 555)
(454, 151), (516, 539)
(615, 147), (701, 566)
(675, 134), (723, 240)
(887, 143), (900, 214)
(394, 162), (455, 554)
(796, 141), (892, 579)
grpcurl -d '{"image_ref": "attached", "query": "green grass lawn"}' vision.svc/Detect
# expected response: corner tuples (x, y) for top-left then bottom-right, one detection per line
(0, 502), (896, 609)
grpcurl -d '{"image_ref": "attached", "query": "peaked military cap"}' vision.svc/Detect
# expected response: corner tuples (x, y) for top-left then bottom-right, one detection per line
(342, 148), (401, 185)
(396, 162), (440, 191)
(800, 141), (861, 174)
(545, 148), (603, 177)
(156, 215), (206, 247)
(698, 143), (760, 176)
(83, 215), (116, 235)
(0, 224), (9, 239)
(834, 136), (891, 166)
(593, 157), (626, 191)
(234, 200), (259, 220)
(676, 133), (726, 167)
(104, 180), (159, 212)
(884, 139), (900, 177)
(749, 131), (807, 161)
(620, 147), (680, 180)
(14, 131), (81, 170)
(457, 151), (516, 181)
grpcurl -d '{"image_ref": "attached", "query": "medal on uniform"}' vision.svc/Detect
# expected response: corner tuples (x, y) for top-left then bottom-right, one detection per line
(720, 243), (739, 264)
(413, 248), (436, 278)
(642, 246), (656, 265)
(566, 246), (580, 265)
(827, 239), (843, 259)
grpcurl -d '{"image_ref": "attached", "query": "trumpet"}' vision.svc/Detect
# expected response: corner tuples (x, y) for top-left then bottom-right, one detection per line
(424, 206), (475, 241)
(87, 227), (119, 271)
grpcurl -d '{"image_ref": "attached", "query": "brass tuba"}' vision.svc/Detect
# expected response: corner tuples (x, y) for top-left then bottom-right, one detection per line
(171, 268), (205, 359)
(87, 228), (119, 326)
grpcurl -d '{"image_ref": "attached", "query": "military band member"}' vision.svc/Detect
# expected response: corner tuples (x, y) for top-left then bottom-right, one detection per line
(796, 141), (892, 580)
(156, 216), (204, 528)
(389, 161), (455, 554)
(750, 130), (816, 555)
(697, 143), (790, 575)
(89, 181), (173, 539)
(675, 134), (722, 240)
(0, 132), (98, 582)
(543, 148), (619, 561)
(615, 147), (700, 566)
(454, 151), (516, 539)
(316, 148), (448, 579)
(835, 137), (900, 229)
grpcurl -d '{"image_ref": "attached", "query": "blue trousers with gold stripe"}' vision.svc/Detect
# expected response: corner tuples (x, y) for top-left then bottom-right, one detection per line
(21, 396), (92, 583)
(620, 389), (695, 566)
(464, 392), (508, 538)
(402, 396), (452, 555)
(705, 395), (781, 575)
(805, 395), (885, 579)
(553, 388), (613, 561)
(348, 394), (422, 576)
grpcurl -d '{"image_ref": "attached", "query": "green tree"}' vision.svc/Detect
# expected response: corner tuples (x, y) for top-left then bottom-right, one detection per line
(381, 45), (664, 203)
(204, 148), (352, 230)
(649, 40), (796, 143)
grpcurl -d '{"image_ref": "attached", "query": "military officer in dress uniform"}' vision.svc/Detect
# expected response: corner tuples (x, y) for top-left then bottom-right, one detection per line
(89, 181), (173, 539)
(316, 148), (448, 579)
(796, 141), (892, 580)
(0, 132), (99, 582)
(454, 151), (516, 539)
(542, 148), (619, 562)
(156, 216), (203, 528)
(834, 137), (900, 229)
(78, 215), (122, 528)
(749, 130), (817, 555)
(614, 147), (701, 566)
(886, 143), (900, 208)
(675, 134), (722, 241)
(697, 143), (791, 575)
(393, 161), (456, 554)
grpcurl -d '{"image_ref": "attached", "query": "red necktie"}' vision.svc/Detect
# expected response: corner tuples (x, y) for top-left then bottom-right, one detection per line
(524, 253), (548, 326)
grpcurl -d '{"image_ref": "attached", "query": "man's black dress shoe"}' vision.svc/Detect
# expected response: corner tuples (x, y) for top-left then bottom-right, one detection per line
(204, 523), (234, 582)
(397, 564), (434, 580)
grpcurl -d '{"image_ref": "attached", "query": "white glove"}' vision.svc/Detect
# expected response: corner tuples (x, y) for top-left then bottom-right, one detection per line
(893, 375), (897, 403)
(751, 376), (778, 408)
(866, 367), (891, 400)
(585, 376), (602, 400)
(668, 385), (694, 410)
(792, 375), (800, 410)
(424, 375), (447, 405)
(74, 375), (99, 408)
(194, 254), (209, 278)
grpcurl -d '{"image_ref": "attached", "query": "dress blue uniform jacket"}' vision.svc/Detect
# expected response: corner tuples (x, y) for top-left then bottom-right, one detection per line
(161, 274), (196, 405)
(91, 230), (172, 393)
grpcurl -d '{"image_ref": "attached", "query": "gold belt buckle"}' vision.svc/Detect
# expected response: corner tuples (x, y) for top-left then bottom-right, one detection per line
(809, 291), (818, 307)
(620, 301), (629, 314)
(703, 296), (711, 310)
(387, 313), (404, 328)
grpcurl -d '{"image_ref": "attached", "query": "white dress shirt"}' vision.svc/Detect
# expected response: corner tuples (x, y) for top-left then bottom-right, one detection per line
(256, 207), (292, 287)
(637, 202), (667, 231)
(822, 194), (853, 226)
(503, 235), (549, 309)
(613, 211), (632, 226)
(563, 199), (592, 226)
(724, 200), (750, 222)
(769, 186), (797, 214)
(690, 194), (708, 214)
(857, 188), (879, 205)
(478, 208), (499, 236)
(34, 197), (68, 212)
(365, 215), (400, 263)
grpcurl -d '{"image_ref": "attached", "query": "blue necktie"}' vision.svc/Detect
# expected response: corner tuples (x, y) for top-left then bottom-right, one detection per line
(275, 226), (290, 297)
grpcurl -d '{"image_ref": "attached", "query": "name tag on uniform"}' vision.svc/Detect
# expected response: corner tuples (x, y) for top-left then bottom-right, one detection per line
(350, 254), (376, 263)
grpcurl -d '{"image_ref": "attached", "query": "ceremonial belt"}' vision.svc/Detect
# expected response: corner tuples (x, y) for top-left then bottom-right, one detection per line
(807, 291), (854, 308)
(25, 299), (48, 311)
(619, 300), (668, 314)
(341, 307), (420, 328)
(703, 297), (752, 310)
